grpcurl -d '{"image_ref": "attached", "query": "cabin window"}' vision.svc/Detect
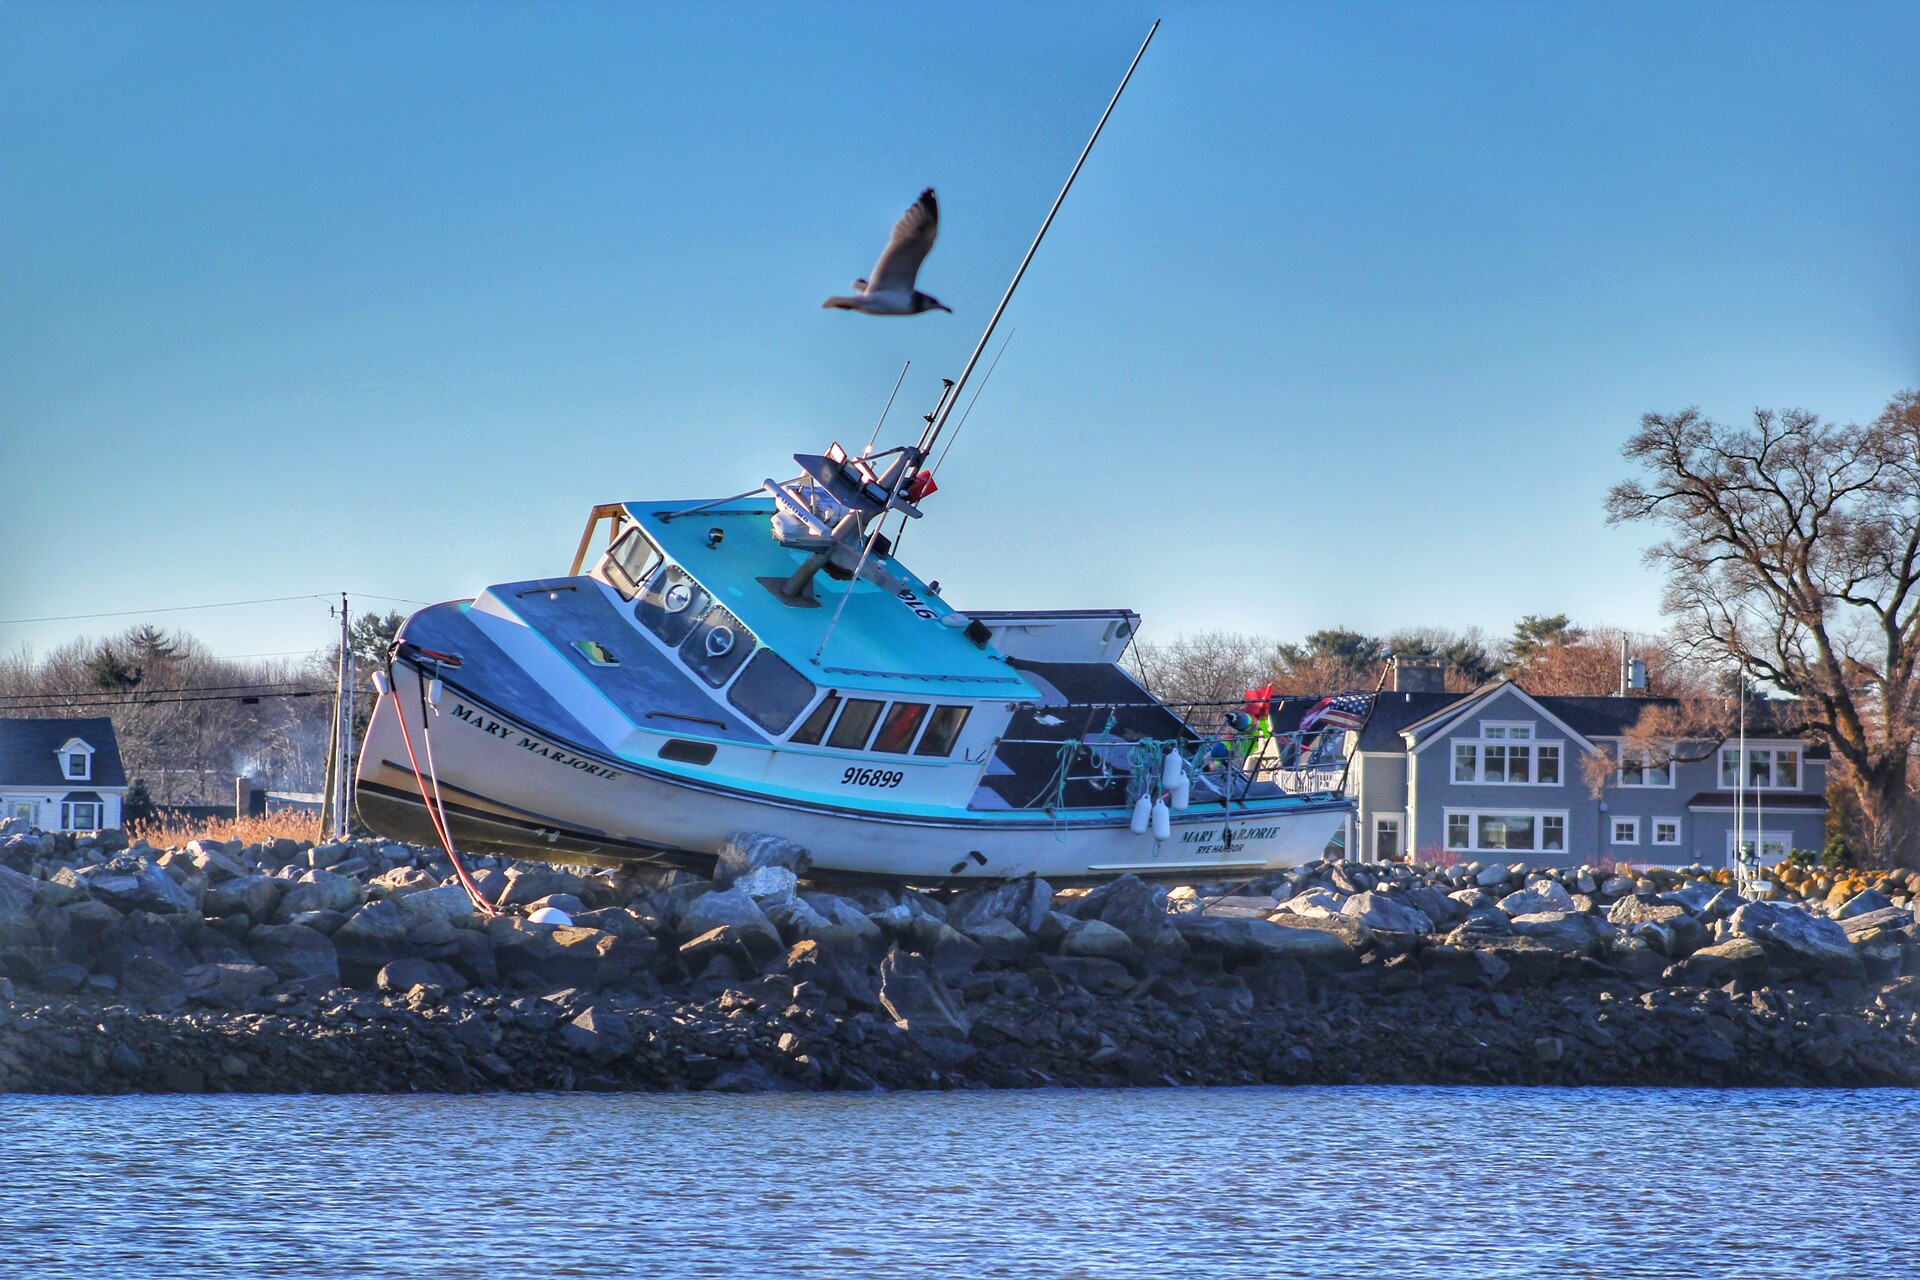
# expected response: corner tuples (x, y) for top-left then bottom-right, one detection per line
(872, 702), (930, 754)
(826, 699), (884, 750)
(61, 801), (102, 831)
(597, 528), (663, 600)
(728, 648), (816, 735)
(636, 565), (711, 647)
(681, 604), (753, 688)
(915, 705), (971, 757)
(790, 694), (840, 745)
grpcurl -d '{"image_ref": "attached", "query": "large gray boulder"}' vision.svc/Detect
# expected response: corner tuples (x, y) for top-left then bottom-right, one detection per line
(947, 878), (1053, 933)
(1340, 891), (1433, 936)
(1496, 881), (1577, 917)
(560, 1006), (636, 1063)
(277, 868), (360, 919)
(1672, 936), (1771, 985)
(1729, 902), (1865, 979)
(395, 884), (478, 923)
(713, 832), (812, 885)
(679, 887), (783, 965)
(182, 962), (278, 1009)
(1061, 918), (1136, 961)
(1839, 888), (1897, 920)
(246, 923), (341, 985)
(1509, 911), (1614, 953)
(1065, 875), (1187, 959)
(877, 945), (970, 1039)
(331, 900), (416, 987)
(783, 938), (879, 1008)
(1173, 914), (1360, 970)
(77, 857), (198, 916)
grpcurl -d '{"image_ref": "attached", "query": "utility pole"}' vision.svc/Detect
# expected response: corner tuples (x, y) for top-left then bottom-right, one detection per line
(321, 593), (353, 841)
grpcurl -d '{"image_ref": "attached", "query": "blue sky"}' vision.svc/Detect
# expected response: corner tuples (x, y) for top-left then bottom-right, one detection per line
(3, 1), (1915, 662)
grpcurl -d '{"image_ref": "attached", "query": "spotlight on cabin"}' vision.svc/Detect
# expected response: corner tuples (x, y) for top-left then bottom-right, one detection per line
(706, 527), (725, 549)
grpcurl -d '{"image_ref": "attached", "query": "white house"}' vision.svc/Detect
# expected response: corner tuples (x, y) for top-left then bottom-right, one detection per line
(0, 717), (129, 832)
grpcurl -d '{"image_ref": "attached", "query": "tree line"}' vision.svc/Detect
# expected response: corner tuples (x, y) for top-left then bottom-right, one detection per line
(0, 613), (402, 812)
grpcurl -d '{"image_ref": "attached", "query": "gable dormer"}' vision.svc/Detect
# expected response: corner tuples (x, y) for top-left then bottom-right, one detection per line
(57, 737), (94, 782)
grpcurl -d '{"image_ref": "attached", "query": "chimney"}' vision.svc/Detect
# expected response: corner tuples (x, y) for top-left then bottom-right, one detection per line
(234, 775), (252, 820)
(1393, 656), (1444, 694)
(1619, 639), (1647, 696)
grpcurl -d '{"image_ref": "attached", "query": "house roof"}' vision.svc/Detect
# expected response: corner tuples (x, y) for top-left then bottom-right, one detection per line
(1269, 690), (1464, 752)
(1269, 681), (1829, 757)
(0, 718), (127, 789)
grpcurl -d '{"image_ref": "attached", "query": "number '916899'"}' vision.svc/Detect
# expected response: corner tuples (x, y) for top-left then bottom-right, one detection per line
(841, 767), (904, 789)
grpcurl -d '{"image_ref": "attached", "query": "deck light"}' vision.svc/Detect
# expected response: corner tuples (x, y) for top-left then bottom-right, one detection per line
(707, 527), (725, 548)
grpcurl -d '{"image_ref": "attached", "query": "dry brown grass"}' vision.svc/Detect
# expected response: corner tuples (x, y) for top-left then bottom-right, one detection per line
(127, 811), (320, 849)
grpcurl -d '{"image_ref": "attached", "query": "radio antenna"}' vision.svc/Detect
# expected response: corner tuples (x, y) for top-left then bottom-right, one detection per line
(863, 359), (910, 454)
(914, 19), (1159, 467)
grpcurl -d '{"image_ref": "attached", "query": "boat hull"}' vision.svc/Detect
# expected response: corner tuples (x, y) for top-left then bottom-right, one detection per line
(356, 661), (1351, 885)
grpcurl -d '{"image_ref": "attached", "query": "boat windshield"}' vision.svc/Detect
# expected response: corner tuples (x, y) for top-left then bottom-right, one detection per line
(728, 648), (816, 734)
(595, 528), (663, 600)
(636, 564), (712, 646)
(915, 704), (971, 756)
(681, 604), (753, 688)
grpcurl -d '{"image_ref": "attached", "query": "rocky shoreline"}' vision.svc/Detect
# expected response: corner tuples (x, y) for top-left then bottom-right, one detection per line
(2, 821), (1917, 1094)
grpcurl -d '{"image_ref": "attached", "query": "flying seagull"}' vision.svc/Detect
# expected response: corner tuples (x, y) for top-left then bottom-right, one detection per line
(822, 188), (951, 316)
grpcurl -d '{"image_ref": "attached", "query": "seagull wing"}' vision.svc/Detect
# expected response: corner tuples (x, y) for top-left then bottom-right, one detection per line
(865, 188), (939, 294)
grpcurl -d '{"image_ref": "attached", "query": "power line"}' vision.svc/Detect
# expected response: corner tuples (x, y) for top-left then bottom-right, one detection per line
(0, 688), (331, 711)
(0, 590), (429, 626)
(0, 679), (331, 703)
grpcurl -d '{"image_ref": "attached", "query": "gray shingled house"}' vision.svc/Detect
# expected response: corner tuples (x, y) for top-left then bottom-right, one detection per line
(0, 717), (129, 832)
(1269, 665), (1828, 871)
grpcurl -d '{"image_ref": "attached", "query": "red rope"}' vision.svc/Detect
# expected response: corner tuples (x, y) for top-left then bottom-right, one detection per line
(390, 681), (501, 918)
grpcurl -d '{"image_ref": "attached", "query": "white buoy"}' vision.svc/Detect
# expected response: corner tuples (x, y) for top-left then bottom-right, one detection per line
(527, 906), (572, 927)
(370, 670), (391, 695)
(1169, 771), (1191, 811)
(1160, 751), (1184, 790)
(1150, 798), (1171, 841)
(1130, 794), (1153, 835)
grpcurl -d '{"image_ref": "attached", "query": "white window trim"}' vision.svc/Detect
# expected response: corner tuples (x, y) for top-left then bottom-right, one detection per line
(1442, 807), (1571, 856)
(1650, 817), (1682, 846)
(1480, 720), (1536, 739)
(1614, 743), (1677, 789)
(1450, 736), (1565, 787)
(59, 800), (102, 832)
(1371, 812), (1404, 862)
(1718, 745), (1803, 792)
(1610, 816), (1640, 846)
(1726, 829), (1792, 865)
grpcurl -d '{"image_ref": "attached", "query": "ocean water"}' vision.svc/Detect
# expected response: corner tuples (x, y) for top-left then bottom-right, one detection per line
(2, 1086), (1915, 1279)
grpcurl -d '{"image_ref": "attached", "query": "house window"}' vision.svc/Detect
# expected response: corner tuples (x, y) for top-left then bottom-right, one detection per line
(60, 801), (102, 831)
(1719, 747), (1801, 791)
(1611, 817), (1639, 845)
(1728, 831), (1790, 866)
(1372, 814), (1402, 862)
(64, 753), (89, 781)
(1443, 809), (1567, 854)
(1652, 819), (1681, 846)
(1450, 735), (1562, 786)
(1617, 746), (1672, 787)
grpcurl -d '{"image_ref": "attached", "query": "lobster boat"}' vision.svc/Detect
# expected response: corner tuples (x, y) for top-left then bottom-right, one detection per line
(351, 22), (1356, 884)
(354, 437), (1354, 884)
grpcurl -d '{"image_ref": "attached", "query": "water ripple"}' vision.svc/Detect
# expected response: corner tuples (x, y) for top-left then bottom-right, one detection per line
(0, 1087), (1915, 1279)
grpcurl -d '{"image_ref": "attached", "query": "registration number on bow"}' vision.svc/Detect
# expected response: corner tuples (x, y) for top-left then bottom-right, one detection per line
(841, 767), (905, 789)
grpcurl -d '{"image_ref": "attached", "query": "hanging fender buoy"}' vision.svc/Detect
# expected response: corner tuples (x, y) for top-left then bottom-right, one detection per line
(1160, 750), (1184, 790)
(370, 670), (391, 696)
(1169, 770), (1190, 811)
(1150, 797), (1171, 841)
(1130, 793), (1153, 835)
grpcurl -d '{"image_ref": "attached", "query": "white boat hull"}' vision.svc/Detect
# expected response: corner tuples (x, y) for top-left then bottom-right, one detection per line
(356, 661), (1349, 886)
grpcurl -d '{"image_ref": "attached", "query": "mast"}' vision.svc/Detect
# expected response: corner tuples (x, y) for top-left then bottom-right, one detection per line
(913, 19), (1160, 470)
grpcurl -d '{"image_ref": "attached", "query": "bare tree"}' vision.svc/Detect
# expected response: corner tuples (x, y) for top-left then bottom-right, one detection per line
(1607, 390), (1920, 866)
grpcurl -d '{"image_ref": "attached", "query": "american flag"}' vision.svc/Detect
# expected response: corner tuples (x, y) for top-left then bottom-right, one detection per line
(1299, 691), (1371, 732)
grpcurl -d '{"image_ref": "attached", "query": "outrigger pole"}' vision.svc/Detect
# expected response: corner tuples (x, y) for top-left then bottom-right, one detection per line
(912, 19), (1160, 470)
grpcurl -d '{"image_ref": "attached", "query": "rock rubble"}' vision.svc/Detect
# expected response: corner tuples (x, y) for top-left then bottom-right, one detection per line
(1, 816), (1917, 1094)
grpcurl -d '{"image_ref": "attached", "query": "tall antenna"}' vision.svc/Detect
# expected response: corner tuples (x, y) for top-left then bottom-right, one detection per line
(915, 19), (1160, 466)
